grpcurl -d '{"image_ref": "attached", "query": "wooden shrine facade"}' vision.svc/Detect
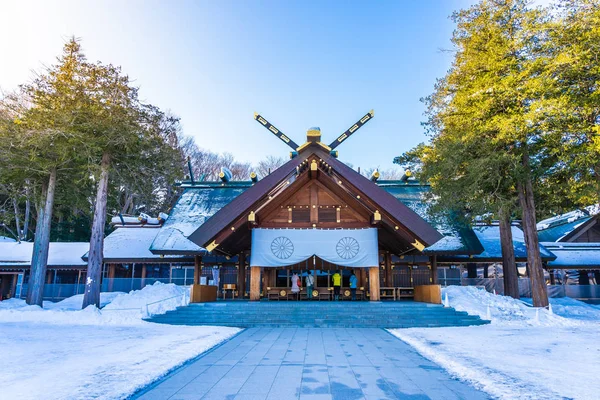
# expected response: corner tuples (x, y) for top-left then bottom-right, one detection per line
(185, 141), (443, 301)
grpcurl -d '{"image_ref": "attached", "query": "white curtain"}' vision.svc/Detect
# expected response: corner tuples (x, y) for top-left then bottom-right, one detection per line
(250, 228), (378, 268)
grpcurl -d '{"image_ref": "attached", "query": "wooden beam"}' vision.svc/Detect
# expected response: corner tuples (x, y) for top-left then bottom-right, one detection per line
(326, 168), (426, 245)
(237, 252), (246, 299)
(310, 183), (318, 223)
(369, 267), (380, 301)
(250, 266), (261, 301)
(208, 171), (311, 251)
(141, 265), (147, 288)
(194, 256), (202, 285)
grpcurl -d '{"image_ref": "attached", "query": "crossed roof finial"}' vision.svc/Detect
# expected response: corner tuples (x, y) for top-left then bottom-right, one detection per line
(253, 110), (374, 158)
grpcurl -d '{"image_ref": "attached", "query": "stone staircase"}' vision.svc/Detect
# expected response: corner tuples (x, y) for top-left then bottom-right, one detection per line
(147, 301), (489, 328)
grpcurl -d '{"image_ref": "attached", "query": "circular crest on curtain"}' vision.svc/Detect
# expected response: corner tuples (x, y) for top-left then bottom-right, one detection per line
(271, 236), (294, 259)
(336, 237), (360, 259)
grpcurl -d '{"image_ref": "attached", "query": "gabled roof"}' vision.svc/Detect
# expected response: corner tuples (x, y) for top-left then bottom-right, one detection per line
(150, 183), (251, 255)
(187, 155), (306, 249)
(318, 150), (443, 246)
(0, 242), (88, 268)
(537, 207), (599, 242)
(186, 146), (443, 253)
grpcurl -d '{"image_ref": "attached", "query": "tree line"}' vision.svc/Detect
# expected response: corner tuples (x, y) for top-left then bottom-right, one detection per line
(0, 38), (405, 309)
(395, 0), (600, 307)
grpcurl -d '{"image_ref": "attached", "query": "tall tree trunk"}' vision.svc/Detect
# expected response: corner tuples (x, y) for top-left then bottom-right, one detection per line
(121, 192), (133, 215)
(82, 152), (111, 309)
(13, 198), (22, 242)
(499, 209), (519, 299)
(518, 176), (549, 307)
(26, 168), (57, 306)
(23, 181), (31, 241)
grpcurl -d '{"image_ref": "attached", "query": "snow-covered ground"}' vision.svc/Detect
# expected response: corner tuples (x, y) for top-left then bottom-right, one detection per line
(0, 283), (240, 400)
(390, 286), (600, 400)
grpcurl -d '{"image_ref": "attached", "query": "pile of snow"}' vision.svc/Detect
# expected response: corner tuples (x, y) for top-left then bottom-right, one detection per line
(545, 296), (600, 320)
(391, 286), (600, 400)
(104, 280), (189, 315)
(0, 282), (240, 400)
(0, 235), (16, 242)
(441, 285), (576, 326)
(0, 282), (189, 325)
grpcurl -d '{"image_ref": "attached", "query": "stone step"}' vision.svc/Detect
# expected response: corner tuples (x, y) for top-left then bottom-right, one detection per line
(157, 311), (472, 318)
(149, 320), (488, 328)
(152, 312), (478, 319)
(146, 301), (489, 328)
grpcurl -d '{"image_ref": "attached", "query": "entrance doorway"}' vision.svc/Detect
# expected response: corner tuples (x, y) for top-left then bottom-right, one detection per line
(262, 256), (366, 301)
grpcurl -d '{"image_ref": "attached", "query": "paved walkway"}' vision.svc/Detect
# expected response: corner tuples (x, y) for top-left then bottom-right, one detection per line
(135, 328), (489, 400)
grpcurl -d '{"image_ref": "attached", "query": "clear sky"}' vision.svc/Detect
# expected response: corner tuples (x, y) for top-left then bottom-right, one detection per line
(1, 0), (474, 172)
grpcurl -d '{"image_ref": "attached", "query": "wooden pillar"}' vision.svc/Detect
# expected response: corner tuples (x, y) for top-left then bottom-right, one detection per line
(359, 268), (367, 289)
(369, 266), (380, 301)
(46, 270), (53, 284)
(549, 269), (555, 285)
(237, 252), (246, 298)
(250, 266), (261, 301)
(384, 252), (392, 286)
(141, 265), (147, 288)
(262, 267), (270, 289)
(11, 274), (18, 298)
(108, 264), (115, 292)
(467, 263), (477, 279)
(193, 256), (202, 285)
(431, 255), (438, 284)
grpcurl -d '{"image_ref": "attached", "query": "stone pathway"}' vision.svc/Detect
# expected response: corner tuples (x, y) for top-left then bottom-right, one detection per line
(134, 328), (489, 400)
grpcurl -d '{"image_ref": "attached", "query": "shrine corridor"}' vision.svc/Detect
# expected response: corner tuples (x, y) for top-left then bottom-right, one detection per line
(134, 328), (489, 400)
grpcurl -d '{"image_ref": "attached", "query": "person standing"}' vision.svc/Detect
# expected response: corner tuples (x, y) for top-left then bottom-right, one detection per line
(349, 270), (357, 301)
(291, 271), (300, 300)
(306, 271), (315, 300)
(332, 270), (341, 301)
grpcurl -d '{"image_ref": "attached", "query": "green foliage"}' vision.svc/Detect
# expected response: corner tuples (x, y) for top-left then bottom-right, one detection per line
(396, 0), (600, 224)
(0, 38), (186, 241)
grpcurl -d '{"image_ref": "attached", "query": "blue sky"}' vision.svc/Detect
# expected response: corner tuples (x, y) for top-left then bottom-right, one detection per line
(1, 0), (473, 171)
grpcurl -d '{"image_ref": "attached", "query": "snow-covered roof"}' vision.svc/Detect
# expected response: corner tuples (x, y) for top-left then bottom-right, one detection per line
(0, 236), (16, 243)
(543, 242), (600, 269)
(380, 182), (482, 254)
(150, 184), (249, 255)
(423, 235), (467, 253)
(433, 225), (555, 261)
(0, 242), (88, 268)
(537, 205), (599, 242)
(472, 225), (554, 260)
(85, 228), (192, 262)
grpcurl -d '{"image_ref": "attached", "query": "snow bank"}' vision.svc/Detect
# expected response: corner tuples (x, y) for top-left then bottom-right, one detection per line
(0, 321), (239, 400)
(104, 281), (189, 315)
(441, 285), (579, 326)
(0, 282), (189, 325)
(0, 282), (240, 400)
(390, 286), (600, 400)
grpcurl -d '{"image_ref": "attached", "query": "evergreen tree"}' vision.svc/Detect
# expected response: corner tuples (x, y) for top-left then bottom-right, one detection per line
(81, 53), (184, 309)
(397, 0), (552, 305)
(0, 40), (90, 305)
